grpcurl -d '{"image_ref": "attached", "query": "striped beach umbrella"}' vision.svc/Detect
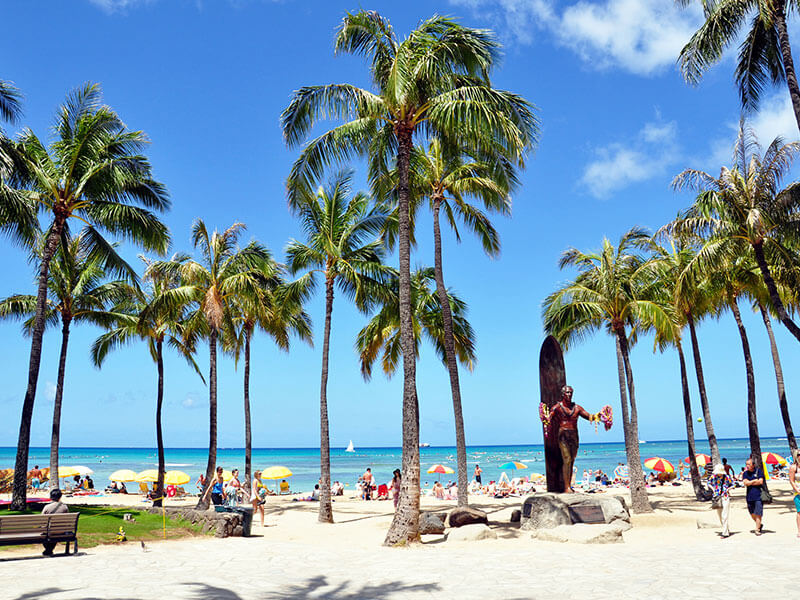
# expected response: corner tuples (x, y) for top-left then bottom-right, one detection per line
(499, 461), (528, 470)
(426, 464), (454, 474)
(761, 452), (787, 466)
(643, 457), (674, 473)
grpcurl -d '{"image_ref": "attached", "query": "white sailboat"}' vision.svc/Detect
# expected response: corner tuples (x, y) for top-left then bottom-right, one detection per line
(345, 440), (355, 453)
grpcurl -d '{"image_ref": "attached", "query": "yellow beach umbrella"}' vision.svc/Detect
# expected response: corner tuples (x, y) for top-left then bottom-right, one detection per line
(164, 470), (190, 486)
(426, 464), (454, 474)
(643, 457), (674, 473)
(529, 472), (545, 480)
(761, 452), (787, 466)
(260, 466), (292, 480)
(57, 466), (80, 478)
(109, 469), (138, 482)
(136, 469), (159, 483)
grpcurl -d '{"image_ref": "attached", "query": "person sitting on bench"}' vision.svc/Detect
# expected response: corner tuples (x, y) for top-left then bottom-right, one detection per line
(41, 489), (69, 556)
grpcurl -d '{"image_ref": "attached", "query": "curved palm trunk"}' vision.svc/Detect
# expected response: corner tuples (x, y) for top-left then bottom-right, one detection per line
(154, 339), (165, 508)
(196, 329), (218, 510)
(677, 342), (703, 499)
(687, 312), (721, 465)
(49, 315), (72, 491)
(752, 241), (800, 343)
(385, 124), (421, 545)
(758, 304), (797, 455)
(431, 196), (468, 507)
(775, 4), (800, 135)
(244, 325), (253, 494)
(12, 219), (64, 510)
(318, 277), (334, 524)
(614, 327), (651, 513)
(730, 299), (766, 488)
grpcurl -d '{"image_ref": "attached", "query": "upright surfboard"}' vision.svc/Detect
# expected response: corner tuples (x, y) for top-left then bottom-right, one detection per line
(539, 335), (567, 493)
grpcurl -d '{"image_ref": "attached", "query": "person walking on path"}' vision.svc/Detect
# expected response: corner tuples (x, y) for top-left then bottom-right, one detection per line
(202, 466), (225, 506)
(790, 454), (800, 539)
(474, 464), (482, 485)
(391, 469), (401, 510)
(41, 488), (69, 556)
(251, 470), (265, 528)
(742, 458), (765, 535)
(711, 464), (734, 538)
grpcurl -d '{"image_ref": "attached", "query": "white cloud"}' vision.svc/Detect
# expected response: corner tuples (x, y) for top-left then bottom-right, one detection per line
(44, 381), (57, 403)
(182, 393), (201, 409)
(581, 120), (679, 198)
(452, 0), (704, 75)
(88, 0), (152, 12)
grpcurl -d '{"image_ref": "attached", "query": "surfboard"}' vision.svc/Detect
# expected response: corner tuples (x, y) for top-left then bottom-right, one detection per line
(539, 335), (568, 493)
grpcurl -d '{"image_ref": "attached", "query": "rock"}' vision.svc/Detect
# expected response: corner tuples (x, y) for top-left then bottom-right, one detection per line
(531, 523), (624, 544)
(520, 493), (631, 531)
(448, 506), (488, 528)
(696, 514), (722, 529)
(519, 495), (571, 530)
(510, 509), (521, 523)
(419, 512), (446, 534)
(447, 524), (497, 542)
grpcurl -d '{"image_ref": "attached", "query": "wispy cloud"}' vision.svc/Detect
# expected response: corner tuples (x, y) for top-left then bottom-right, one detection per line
(88, 0), (154, 13)
(181, 393), (202, 409)
(451, 0), (703, 76)
(581, 119), (680, 198)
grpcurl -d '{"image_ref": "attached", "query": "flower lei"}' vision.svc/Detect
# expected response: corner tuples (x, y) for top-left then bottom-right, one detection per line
(539, 403), (552, 437)
(589, 405), (614, 433)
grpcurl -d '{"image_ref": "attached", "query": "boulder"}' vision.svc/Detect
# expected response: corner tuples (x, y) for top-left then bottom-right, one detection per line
(519, 495), (571, 530)
(520, 493), (631, 531)
(510, 509), (521, 523)
(419, 512), (446, 535)
(531, 523), (624, 544)
(448, 506), (488, 528)
(447, 524), (497, 542)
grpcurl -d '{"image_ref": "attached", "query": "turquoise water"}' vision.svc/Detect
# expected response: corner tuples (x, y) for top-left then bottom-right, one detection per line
(2, 437), (793, 494)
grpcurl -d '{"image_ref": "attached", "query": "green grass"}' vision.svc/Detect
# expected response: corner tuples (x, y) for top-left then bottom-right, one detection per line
(0, 505), (209, 550)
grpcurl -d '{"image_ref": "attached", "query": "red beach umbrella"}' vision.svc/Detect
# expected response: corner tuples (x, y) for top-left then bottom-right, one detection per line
(643, 457), (674, 473)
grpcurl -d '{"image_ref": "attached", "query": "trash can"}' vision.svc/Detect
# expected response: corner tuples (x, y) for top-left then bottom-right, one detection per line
(231, 506), (253, 537)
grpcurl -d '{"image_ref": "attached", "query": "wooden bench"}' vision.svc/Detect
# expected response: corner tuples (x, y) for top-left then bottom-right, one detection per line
(0, 513), (80, 555)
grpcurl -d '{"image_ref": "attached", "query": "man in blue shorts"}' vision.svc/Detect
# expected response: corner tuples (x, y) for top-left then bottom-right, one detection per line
(789, 453), (799, 539)
(742, 458), (765, 535)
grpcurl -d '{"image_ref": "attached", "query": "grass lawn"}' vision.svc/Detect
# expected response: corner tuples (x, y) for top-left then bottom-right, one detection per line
(0, 505), (208, 551)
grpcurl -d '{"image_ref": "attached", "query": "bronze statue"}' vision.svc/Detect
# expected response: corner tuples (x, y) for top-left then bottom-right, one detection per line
(551, 386), (591, 492)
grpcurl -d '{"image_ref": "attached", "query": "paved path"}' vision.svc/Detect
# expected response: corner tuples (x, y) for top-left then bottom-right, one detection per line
(5, 523), (798, 600)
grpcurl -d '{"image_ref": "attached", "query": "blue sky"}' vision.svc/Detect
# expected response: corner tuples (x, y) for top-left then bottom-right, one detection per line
(1, 0), (799, 450)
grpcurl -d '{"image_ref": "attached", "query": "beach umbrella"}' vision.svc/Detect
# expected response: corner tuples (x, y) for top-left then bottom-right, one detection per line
(136, 469), (159, 482)
(426, 464), (454, 483)
(529, 472), (545, 480)
(761, 452), (787, 466)
(72, 465), (94, 476)
(57, 466), (80, 478)
(164, 470), (190, 486)
(643, 457), (674, 473)
(109, 469), (137, 482)
(684, 454), (711, 467)
(260, 466), (292, 480)
(499, 461), (528, 470)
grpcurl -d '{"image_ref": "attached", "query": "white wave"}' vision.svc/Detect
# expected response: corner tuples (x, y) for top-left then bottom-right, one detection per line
(165, 463), (194, 467)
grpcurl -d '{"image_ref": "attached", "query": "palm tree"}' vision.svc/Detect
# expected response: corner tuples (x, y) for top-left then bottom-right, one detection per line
(678, 0), (800, 132)
(0, 79), (22, 124)
(672, 123), (800, 344)
(543, 227), (668, 513)
(0, 80), (33, 243)
(0, 232), (126, 490)
(281, 10), (537, 544)
(2, 83), (170, 510)
(226, 263), (313, 491)
(91, 256), (201, 507)
(148, 220), (273, 510)
(286, 170), (391, 524)
(356, 267), (476, 382)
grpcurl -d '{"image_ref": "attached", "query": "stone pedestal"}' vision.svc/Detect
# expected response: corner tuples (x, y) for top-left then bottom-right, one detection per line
(519, 493), (631, 533)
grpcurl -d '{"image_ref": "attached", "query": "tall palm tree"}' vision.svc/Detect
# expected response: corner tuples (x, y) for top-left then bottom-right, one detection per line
(543, 228), (669, 514)
(281, 10), (537, 544)
(672, 123), (800, 344)
(356, 267), (476, 382)
(286, 170), (391, 524)
(148, 221), (270, 510)
(0, 232), (127, 490)
(378, 139), (513, 506)
(0, 80), (33, 243)
(0, 79), (22, 124)
(91, 256), (201, 507)
(678, 0), (800, 132)
(2, 83), (170, 510)
(226, 263), (313, 490)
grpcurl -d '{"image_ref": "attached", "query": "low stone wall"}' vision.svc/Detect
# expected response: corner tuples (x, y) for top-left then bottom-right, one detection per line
(146, 506), (244, 538)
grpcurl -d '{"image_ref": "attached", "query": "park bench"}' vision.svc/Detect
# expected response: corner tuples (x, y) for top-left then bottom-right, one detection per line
(0, 513), (80, 555)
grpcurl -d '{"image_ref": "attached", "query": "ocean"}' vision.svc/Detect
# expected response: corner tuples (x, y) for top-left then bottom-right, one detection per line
(1, 437), (792, 493)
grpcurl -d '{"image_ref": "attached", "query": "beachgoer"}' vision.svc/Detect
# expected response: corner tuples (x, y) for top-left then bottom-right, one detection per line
(41, 489), (69, 556)
(251, 470), (265, 527)
(202, 466), (225, 506)
(550, 385), (594, 492)
(742, 458), (765, 535)
(789, 453), (800, 538)
(196, 474), (207, 493)
(711, 464), (734, 538)
(72, 474), (82, 490)
(433, 481), (445, 500)
(29, 465), (42, 490)
(678, 462), (685, 481)
(85, 475), (93, 490)
(391, 469), (401, 510)
(474, 464), (482, 485)
(119, 481), (127, 494)
(362, 468), (374, 500)
(722, 457), (734, 478)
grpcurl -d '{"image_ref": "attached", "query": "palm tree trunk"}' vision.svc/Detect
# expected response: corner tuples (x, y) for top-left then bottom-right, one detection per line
(775, 4), (800, 135)
(677, 342), (703, 499)
(431, 196), (468, 507)
(758, 304), (797, 455)
(12, 218), (64, 510)
(730, 299), (765, 483)
(318, 277), (334, 524)
(752, 241), (800, 343)
(687, 312), (721, 465)
(615, 327), (652, 513)
(385, 123), (421, 545)
(244, 325), (253, 495)
(154, 338), (165, 508)
(49, 314), (71, 492)
(196, 329), (218, 510)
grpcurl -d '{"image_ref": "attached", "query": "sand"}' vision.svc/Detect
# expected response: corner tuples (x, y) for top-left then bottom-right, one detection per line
(3, 481), (799, 599)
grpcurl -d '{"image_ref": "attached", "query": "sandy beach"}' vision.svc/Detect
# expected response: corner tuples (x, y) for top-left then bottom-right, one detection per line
(3, 481), (798, 599)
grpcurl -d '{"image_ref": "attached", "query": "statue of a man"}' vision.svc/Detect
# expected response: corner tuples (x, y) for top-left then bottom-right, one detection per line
(550, 385), (591, 492)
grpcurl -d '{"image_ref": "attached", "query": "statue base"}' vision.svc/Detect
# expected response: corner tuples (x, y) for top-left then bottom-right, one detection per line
(519, 493), (631, 531)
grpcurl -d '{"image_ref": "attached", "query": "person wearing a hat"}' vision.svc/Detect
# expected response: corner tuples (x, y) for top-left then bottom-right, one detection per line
(711, 463), (734, 538)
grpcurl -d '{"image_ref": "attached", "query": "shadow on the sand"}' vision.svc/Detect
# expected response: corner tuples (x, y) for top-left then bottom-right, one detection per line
(183, 578), (440, 599)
